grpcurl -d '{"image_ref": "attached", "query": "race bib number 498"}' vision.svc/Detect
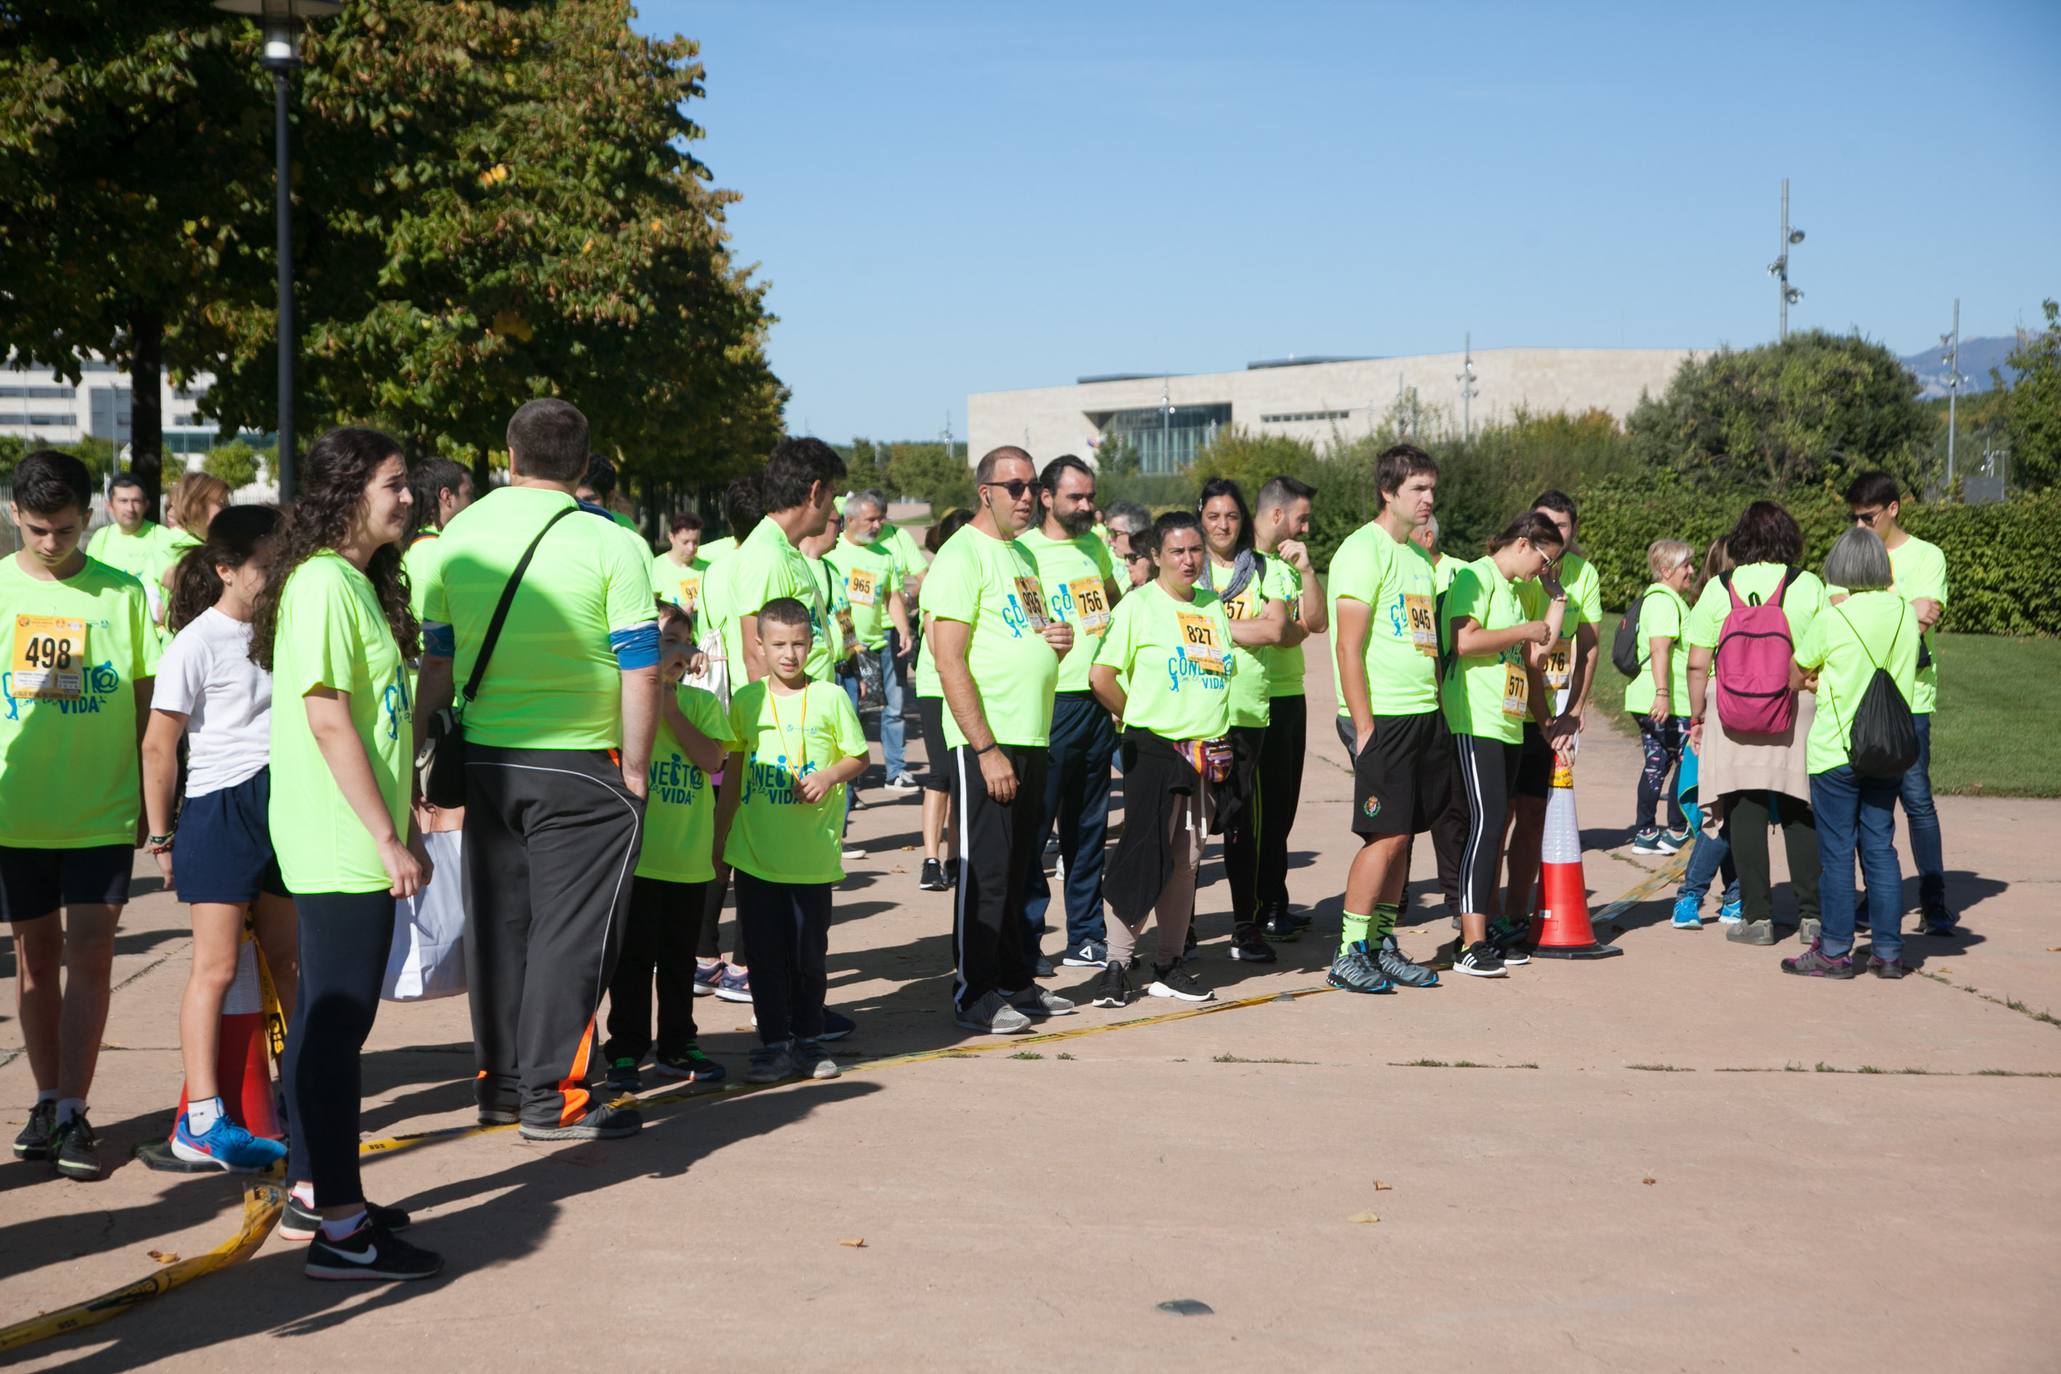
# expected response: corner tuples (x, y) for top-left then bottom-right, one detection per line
(11, 615), (86, 699)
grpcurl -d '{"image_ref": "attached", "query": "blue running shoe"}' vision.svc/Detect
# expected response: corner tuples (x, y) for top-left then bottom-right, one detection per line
(171, 1113), (287, 1173)
(713, 967), (752, 1003)
(1671, 894), (1703, 929)
(1718, 895), (1744, 924)
(1327, 942), (1395, 995)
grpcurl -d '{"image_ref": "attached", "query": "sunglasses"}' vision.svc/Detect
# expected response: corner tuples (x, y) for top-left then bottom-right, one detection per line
(984, 479), (1035, 500)
(1851, 510), (1883, 527)
(1123, 549), (1154, 563)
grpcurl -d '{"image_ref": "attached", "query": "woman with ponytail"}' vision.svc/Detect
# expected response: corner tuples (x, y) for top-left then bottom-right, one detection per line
(141, 507), (297, 1175)
(250, 427), (442, 1282)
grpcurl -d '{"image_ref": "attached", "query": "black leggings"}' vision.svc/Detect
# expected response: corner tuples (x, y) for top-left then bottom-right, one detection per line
(607, 876), (705, 1061)
(735, 872), (831, 1045)
(1222, 724), (1265, 928)
(1254, 697), (1305, 912)
(1453, 734), (1520, 918)
(1637, 715), (1687, 831)
(282, 889), (394, 1209)
(1723, 791), (1821, 926)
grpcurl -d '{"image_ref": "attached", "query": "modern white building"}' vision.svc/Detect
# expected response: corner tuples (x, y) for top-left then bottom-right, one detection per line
(968, 346), (1699, 472)
(1, 355), (270, 460)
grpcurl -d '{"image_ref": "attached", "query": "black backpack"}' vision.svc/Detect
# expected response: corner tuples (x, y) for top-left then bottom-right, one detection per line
(1833, 604), (1919, 779)
(1611, 590), (1650, 679)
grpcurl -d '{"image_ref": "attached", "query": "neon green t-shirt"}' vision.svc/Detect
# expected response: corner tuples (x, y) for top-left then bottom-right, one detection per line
(806, 554), (856, 678)
(85, 521), (179, 630)
(0, 554), (157, 848)
(1889, 536), (1946, 715)
(1441, 555), (1531, 744)
(699, 535), (738, 564)
(723, 678), (867, 885)
(267, 551), (411, 894)
(728, 519), (832, 683)
(1623, 582), (1691, 717)
(886, 524), (929, 578)
(649, 551), (709, 619)
(1207, 558), (1271, 729)
(419, 487), (658, 751)
(1259, 554), (1307, 699)
(914, 613), (943, 699)
(638, 685), (735, 884)
(166, 528), (203, 557)
(920, 526), (1060, 749)
(1685, 563), (1827, 652)
(823, 537), (904, 651)
(1092, 580), (1234, 742)
(1793, 590), (1919, 774)
(1430, 552), (1458, 594)
(1327, 521), (1440, 719)
(1017, 527), (1120, 695)
(1515, 552), (1601, 709)
(704, 553), (743, 680)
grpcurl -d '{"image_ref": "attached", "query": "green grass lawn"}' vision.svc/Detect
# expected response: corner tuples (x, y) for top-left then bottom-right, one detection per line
(1589, 613), (2061, 798)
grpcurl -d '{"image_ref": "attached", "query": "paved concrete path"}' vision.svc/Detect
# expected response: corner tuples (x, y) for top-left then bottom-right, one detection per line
(5, 636), (2058, 1370)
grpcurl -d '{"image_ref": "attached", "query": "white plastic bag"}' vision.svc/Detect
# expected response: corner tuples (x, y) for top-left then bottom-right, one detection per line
(382, 829), (467, 1001)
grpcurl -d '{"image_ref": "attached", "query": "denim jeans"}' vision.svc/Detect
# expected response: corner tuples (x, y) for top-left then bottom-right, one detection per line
(839, 631), (908, 781)
(1677, 828), (1739, 909)
(1021, 693), (1115, 954)
(1810, 766), (1903, 962)
(1897, 712), (1946, 916)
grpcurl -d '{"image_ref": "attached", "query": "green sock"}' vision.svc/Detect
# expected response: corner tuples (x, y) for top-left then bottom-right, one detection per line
(1372, 902), (1402, 942)
(1340, 911), (1372, 957)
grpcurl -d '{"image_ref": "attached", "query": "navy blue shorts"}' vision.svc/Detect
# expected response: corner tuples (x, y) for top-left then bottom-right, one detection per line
(175, 768), (288, 906)
(0, 845), (133, 921)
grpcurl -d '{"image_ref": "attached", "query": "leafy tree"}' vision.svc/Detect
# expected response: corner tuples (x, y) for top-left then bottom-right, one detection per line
(887, 442), (973, 512)
(837, 438), (892, 494)
(1994, 299), (2060, 491)
(203, 440), (260, 491)
(0, 3), (274, 509)
(1626, 331), (1931, 491)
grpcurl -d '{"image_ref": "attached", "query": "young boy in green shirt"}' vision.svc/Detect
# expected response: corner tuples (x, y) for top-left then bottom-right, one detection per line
(3, 450), (158, 1180)
(716, 598), (867, 1086)
(603, 603), (736, 1093)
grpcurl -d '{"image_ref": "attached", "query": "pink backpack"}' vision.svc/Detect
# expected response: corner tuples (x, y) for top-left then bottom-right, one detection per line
(1713, 567), (1800, 735)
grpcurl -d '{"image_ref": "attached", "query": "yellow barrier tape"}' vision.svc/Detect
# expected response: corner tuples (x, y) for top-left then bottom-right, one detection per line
(0, 1183), (283, 1354)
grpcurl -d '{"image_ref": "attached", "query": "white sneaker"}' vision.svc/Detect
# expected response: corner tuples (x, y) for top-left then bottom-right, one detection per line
(884, 774), (920, 793)
(842, 844), (866, 860)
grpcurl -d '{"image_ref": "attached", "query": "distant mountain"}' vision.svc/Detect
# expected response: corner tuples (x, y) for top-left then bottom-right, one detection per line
(1902, 336), (2021, 399)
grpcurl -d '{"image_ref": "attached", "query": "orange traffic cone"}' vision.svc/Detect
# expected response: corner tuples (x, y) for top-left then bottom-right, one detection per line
(1532, 760), (1623, 960)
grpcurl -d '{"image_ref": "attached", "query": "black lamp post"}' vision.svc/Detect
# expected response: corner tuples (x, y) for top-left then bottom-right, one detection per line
(213, 0), (340, 503)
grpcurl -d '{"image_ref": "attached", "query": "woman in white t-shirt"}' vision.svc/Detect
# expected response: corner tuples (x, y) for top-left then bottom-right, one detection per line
(140, 506), (298, 1173)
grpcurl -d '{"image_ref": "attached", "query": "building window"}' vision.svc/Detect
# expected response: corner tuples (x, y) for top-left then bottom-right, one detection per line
(1098, 403), (1233, 475)
(1259, 410), (1350, 423)
(0, 384), (75, 399)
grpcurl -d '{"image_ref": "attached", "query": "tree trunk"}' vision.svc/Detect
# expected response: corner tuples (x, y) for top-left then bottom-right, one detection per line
(130, 308), (165, 510)
(471, 444), (493, 495)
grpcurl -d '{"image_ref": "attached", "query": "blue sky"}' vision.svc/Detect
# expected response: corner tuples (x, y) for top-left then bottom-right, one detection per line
(634, 1), (2061, 440)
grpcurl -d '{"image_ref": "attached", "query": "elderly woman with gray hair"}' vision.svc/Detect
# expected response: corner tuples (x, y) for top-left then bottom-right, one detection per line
(1780, 526), (1920, 980)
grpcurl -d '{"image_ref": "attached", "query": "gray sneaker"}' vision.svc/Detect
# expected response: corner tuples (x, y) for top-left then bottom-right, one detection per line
(1799, 917), (1822, 946)
(1326, 941), (1395, 995)
(745, 1042), (799, 1084)
(1010, 986), (1077, 1019)
(955, 989), (1033, 1035)
(1727, 920), (1776, 946)
(792, 1039), (841, 1080)
(1375, 934), (1441, 989)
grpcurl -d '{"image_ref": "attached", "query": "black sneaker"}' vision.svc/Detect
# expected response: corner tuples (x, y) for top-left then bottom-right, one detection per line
(13, 1100), (56, 1161)
(1228, 923), (1277, 963)
(305, 1219), (444, 1281)
(1183, 927), (1198, 959)
(918, 858), (947, 892)
(1261, 906), (1312, 942)
(52, 1111), (102, 1180)
(1487, 918), (1534, 966)
(1147, 960), (1214, 1003)
(1455, 941), (1508, 979)
(1374, 934), (1441, 989)
(1090, 959), (1133, 1008)
(604, 1057), (643, 1094)
(943, 858), (960, 888)
(1920, 909), (1959, 938)
(280, 1197), (413, 1244)
(1868, 954), (1908, 980)
(519, 1100), (642, 1142)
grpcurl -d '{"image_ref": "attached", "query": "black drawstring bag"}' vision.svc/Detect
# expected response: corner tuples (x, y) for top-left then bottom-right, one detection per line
(1833, 604), (1919, 780)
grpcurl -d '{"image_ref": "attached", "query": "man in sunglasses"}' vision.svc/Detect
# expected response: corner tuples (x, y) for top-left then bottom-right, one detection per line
(924, 447), (1077, 1033)
(1843, 471), (1954, 936)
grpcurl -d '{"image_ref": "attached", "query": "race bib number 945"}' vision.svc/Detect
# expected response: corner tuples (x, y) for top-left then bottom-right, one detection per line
(12, 615), (86, 699)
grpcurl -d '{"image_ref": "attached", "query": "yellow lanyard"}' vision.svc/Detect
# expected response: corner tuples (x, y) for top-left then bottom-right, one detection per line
(765, 682), (809, 777)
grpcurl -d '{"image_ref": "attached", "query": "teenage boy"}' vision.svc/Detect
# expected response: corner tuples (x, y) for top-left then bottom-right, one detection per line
(1845, 471), (1953, 934)
(1016, 455), (1122, 970)
(1252, 474), (1327, 941)
(1324, 445), (1451, 995)
(732, 439), (846, 686)
(926, 446), (1075, 1033)
(603, 603), (735, 1092)
(716, 599), (867, 1084)
(3, 450), (158, 1178)
(825, 490), (917, 789)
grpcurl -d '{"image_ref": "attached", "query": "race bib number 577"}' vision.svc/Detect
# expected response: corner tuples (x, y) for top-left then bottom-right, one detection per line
(12, 615), (86, 699)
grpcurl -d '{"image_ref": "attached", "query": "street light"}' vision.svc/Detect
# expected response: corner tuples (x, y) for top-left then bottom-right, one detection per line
(213, 0), (341, 502)
(1456, 332), (1479, 440)
(1941, 298), (1965, 491)
(1767, 177), (1805, 342)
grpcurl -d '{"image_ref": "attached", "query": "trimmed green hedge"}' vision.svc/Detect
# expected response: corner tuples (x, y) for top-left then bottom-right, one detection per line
(1578, 475), (2061, 636)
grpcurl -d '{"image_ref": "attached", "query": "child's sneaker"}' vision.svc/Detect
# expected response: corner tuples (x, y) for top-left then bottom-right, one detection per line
(713, 967), (752, 1003)
(1630, 828), (1666, 855)
(918, 859), (948, 892)
(692, 961), (726, 997)
(604, 1057), (642, 1094)
(171, 1112), (288, 1173)
(1718, 895), (1745, 924)
(819, 1010), (856, 1042)
(652, 1041), (727, 1083)
(1671, 894), (1704, 930)
(1657, 828), (1693, 853)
